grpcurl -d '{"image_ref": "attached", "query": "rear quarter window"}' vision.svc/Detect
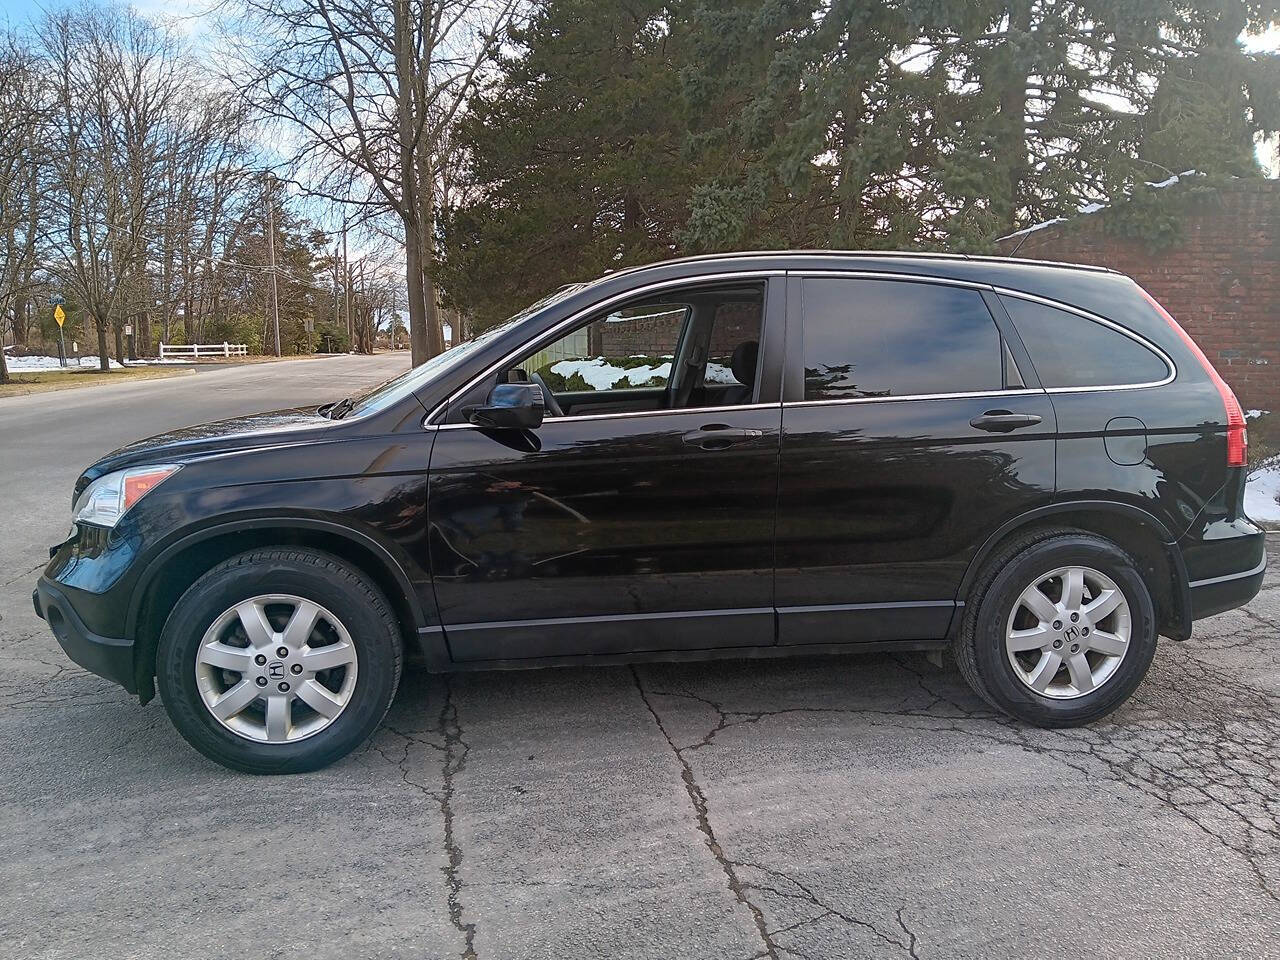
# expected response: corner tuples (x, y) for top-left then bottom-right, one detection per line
(1000, 295), (1170, 388)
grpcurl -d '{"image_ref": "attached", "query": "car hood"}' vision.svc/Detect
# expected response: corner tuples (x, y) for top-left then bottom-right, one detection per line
(80, 408), (337, 488)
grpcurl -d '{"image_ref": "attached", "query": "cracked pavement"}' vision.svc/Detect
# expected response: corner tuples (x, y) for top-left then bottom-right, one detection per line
(2, 355), (1279, 958)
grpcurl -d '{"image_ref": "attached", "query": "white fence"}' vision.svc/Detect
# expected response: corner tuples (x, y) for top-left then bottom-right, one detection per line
(158, 342), (248, 359)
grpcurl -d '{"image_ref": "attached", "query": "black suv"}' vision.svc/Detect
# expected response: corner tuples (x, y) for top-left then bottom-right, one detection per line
(34, 252), (1265, 773)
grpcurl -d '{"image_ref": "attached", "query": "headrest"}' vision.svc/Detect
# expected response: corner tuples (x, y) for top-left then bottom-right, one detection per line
(730, 340), (759, 386)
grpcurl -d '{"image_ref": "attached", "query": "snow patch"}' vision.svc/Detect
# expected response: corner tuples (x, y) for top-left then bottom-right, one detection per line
(996, 217), (1068, 241)
(5, 355), (194, 372)
(998, 170), (1205, 242)
(1247, 409), (1269, 419)
(550, 357), (672, 390)
(1246, 465), (1280, 524)
(1145, 169), (1198, 190)
(8, 355), (123, 371)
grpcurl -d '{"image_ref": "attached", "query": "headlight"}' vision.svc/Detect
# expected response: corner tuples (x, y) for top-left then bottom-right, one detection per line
(73, 464), (181, 529)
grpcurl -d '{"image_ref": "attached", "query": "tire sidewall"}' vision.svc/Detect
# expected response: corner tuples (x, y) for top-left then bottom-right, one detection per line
(157, 554), (398, 773)
(973, 537), (1156, 724)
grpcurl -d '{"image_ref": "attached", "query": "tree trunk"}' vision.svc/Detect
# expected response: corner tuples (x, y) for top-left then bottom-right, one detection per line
(11, 293), (27, 345)
(114, 319), (126, 366)
(0, 343), (9, 385)
(993, 1), (1034, 234)
(405, 223), (429, 363)
(138, 311), (152, 357)
(95, 317), (110, 371)
(417, 135), (444, 359)
(394, 0), (429, 366)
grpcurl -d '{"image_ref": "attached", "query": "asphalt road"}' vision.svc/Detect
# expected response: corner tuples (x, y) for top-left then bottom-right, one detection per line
(2, 355), (1278, 959)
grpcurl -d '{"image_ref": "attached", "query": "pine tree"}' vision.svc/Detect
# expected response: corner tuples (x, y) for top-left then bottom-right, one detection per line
(441, 0), (1280, 320)
(441, 0), (690, 328)
(1139, 0), (1280, 177)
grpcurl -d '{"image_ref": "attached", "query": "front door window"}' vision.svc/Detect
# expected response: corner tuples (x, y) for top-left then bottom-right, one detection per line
(506, 284), (765, 417)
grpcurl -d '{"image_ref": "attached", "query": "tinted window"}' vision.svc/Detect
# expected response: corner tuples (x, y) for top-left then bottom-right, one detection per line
(802, 279), (1003, 400)
(1001, 296), (1169, 388)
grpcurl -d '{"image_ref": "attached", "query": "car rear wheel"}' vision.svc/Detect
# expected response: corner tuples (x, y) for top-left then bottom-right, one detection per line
(157, 548), (402, 773)
(955, 529), (1157, 726)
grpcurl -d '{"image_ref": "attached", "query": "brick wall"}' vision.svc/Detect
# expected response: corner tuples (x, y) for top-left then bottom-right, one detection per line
(596, 302), (762, 358)
(996, 180), (1280, 411)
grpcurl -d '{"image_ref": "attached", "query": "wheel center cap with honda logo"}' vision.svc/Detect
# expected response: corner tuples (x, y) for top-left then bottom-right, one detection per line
(267, 660), (286, 680)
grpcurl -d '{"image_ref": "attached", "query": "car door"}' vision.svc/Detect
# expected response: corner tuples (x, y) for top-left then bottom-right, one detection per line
(427, 276), (786, 662)
(775, 274), (1057, 646)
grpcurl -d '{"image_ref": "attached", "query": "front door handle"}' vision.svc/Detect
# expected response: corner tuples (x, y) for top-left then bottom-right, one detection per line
(970, 410), (1043, 433)
(682, 424), (764, 450)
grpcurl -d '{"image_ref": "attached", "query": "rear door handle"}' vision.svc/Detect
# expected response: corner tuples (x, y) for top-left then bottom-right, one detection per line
(682, 424), (764, 449)
(969, 410), (1043, 433)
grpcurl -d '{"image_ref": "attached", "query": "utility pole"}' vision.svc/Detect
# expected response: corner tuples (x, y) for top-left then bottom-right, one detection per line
(264, 173), (281, 357)
(342, 221), (352, 346)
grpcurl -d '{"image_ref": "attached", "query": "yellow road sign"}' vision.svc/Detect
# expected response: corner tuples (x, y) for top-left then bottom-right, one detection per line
(54, 304), (66, 327)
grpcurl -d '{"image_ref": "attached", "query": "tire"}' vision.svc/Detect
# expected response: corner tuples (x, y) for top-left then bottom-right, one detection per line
(955, 528), (1157, 727)
(157, 548), (403, 773)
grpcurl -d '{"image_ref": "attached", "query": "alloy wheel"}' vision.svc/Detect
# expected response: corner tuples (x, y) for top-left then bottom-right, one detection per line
(194, 594), (358, 743)
(1005, 565), (1131, 700)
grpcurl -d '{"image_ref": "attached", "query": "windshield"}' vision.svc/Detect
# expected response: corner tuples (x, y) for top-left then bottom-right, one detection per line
(339, 284), (586, 420)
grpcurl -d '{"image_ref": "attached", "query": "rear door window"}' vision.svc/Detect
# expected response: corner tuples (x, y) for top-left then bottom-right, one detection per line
(801, 278), (1004, 400)
(1000, 296), (1170, 388)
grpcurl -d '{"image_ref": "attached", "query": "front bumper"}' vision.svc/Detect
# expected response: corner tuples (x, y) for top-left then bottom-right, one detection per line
(33, 578), (137, 693)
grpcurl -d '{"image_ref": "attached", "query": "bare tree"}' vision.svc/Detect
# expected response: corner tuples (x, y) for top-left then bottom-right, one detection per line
(230, 0), (519, 365)
(0, 32), (47, 385)
(38, 7), (186, 371)
(151, 92), (257, 352)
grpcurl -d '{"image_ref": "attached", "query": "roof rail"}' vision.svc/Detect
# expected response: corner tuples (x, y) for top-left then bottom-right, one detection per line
(610, 249), (1117, 276)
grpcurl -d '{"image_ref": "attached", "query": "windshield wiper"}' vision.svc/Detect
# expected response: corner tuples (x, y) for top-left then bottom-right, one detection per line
(327, 396), (356, 420)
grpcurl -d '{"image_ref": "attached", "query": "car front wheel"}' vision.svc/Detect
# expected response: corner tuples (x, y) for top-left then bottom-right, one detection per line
(156, 548), (402, 773)
(955, 529), (1157, 726)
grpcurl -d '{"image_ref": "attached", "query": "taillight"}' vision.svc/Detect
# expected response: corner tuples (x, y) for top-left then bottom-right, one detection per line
(1140, 287), (1247, 467)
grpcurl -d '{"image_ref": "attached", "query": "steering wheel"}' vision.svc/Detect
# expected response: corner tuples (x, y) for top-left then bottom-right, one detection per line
(529, 371), (564, 417)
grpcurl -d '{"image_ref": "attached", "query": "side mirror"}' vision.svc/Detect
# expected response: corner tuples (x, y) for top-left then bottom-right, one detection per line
(467, 382), (545, 430)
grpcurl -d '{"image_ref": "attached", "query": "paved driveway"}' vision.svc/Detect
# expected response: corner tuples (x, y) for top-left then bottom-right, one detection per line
(1, 355), (1277, 958)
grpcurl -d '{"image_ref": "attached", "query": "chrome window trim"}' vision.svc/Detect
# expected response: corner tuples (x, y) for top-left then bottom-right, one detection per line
(425, 269), (1178, 429)
(433, 400), (782, 430)
(424, 270), (784, 426)
(991, 287), (1177, 391)
(782, 388), (1046, 409)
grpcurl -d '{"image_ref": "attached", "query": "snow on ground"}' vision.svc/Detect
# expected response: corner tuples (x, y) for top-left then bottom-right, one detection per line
(1246, 465), (1280, 524)
(5, 355), (193, 372)
(549, 356), (745, 390)
(8, 355), (123, 371)
(550, 357), (672, 390)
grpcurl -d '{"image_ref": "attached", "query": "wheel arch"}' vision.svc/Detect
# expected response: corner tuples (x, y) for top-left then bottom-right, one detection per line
(128, 518), (433, 703)
(957, 501), (1191, 642)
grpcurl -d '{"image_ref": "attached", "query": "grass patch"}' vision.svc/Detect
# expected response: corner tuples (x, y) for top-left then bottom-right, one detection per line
(0, 365), (194, 398)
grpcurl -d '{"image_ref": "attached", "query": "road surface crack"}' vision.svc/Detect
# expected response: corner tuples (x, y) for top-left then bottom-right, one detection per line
(632, 666), (781, 959)
(438, 679), (479, 960)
